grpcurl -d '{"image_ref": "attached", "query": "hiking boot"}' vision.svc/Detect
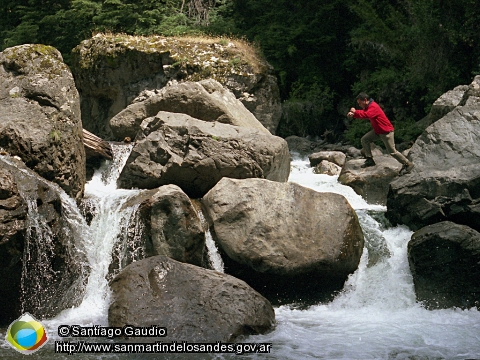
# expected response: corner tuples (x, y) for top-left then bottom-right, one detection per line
(361, 157), (376, 168)
(400, 162), (415, 175)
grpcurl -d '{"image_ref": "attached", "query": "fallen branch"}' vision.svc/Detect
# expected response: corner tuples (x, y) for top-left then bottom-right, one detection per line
(83, 129), (112, 160)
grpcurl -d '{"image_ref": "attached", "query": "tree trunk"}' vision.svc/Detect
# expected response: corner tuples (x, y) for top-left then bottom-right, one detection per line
(83, 129), (112, 159)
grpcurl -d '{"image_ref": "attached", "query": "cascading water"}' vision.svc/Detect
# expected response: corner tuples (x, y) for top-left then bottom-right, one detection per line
(43, 144), (145, 330)
(2, 151), (479, 359)
(196, 209), (225, 273)
(240, 155), (480, 359)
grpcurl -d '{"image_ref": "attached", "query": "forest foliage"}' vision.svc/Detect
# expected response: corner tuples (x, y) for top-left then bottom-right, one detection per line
(1, 0), (479, 144)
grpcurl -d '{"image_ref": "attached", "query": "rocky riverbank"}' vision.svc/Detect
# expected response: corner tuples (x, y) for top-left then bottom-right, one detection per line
(1, 35), (479, 339)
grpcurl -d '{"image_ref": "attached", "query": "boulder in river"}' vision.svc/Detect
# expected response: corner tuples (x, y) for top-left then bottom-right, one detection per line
(201, 177), (364, 303)
(0, 44), (86, 200)
(108, 255), (275, 342)
(339, 153), (402, 206)
(408, 221), (480, 309)
(120, 184), (206, 267)
(117, 111), (290, 198)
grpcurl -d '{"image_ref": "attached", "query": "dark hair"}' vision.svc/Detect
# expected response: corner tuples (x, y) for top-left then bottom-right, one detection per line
(356, 92), (369, 100)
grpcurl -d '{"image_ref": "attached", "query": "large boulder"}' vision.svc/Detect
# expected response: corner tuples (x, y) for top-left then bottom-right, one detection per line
(408, 221), (480, 309)
(0, 44), (86, 200)
(109, 79), (270, 140)
(121, 185), (206, 267)
(117, 111), (290, 198)
(71, 34), (281, 138)
(0, 156), (86, 325)
(386, 105), (480, 232)
(108, 256), (275, 342)
(0, 159), (27, 325)
(418, 85), (469, 128)
(201, 177), (364, 303)
(460, 74), (480, 106)
(339, 153), (402, 206)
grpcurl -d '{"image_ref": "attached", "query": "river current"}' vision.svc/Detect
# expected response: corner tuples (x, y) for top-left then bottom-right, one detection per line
(1, 150), (479, 359)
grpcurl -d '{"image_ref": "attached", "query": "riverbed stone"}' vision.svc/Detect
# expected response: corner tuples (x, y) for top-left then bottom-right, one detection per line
(309, 151), (346, 167)
(108, 255), (275, 342)
(408, 221), (480, 309)
(201, 177), (364, 303)
(123, 185), (206, 267)
(339, 154), (402, 205)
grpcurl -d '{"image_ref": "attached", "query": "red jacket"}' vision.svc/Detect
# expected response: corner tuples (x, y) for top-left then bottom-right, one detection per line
(353, 100), (394, 134)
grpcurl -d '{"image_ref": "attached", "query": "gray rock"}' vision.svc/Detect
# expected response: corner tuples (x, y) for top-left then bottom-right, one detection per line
(201, 177), (364, 302)
(460, 74), (480, 105)
(0, 156), (86, 325)
(108, 255), (275, 342)
(135, 185), (206, 266)
(309, 151), (346, 167)
(0, 44), (86, 199)
(71, 34), (281, 138)
(109, 79), (270, 140)
(419, 85), (469, 128)
(386, 105), (480, 231)
(408, 221), (480, 309)
(117, 111), (290, 198)
(313, 160), (342, 176)
(339, 155), (402, 206)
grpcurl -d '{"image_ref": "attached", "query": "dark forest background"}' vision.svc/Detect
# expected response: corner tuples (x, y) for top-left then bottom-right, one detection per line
(2, 0), (479, 143)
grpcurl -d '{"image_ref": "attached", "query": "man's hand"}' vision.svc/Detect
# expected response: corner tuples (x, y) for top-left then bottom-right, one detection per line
(346, 107), (356, 118)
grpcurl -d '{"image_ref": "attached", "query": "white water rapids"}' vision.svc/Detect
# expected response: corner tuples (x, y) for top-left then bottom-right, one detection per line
(241, 156), (480, 359)
(1, 150), (479, 359)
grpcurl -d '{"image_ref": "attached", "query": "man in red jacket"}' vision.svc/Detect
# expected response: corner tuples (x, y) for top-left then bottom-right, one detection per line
(347, 92), (414, 174)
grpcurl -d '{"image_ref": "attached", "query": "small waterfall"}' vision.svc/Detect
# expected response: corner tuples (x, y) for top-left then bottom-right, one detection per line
(44, 144), (146, 329)
(246, 156), (480, 359)
(195, 207), (224, 273)
(205, 229), (224, 273)
(0, 156), (90, 318)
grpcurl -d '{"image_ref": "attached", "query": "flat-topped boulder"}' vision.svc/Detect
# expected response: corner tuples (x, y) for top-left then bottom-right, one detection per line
(117, 111), (290, 198)
(109, 79), (271, 140)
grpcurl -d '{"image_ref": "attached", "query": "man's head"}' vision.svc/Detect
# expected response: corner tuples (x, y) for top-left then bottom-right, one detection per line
(356, 92), (370, 109)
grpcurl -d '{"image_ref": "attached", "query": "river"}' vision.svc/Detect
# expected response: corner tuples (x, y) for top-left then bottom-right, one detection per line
(1, 151), (479, 359)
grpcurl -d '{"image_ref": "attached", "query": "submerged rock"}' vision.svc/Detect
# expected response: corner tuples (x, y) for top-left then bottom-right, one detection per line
(117, 111), (290, 198)
(408, 221), (480, 309)
(201, 177), (364, 303)
(0, 44), (86, 200)
(108, 255), (275, 342)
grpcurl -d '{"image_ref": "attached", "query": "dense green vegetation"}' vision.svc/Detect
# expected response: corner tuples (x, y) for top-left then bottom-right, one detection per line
(1, 0), (479, 144)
